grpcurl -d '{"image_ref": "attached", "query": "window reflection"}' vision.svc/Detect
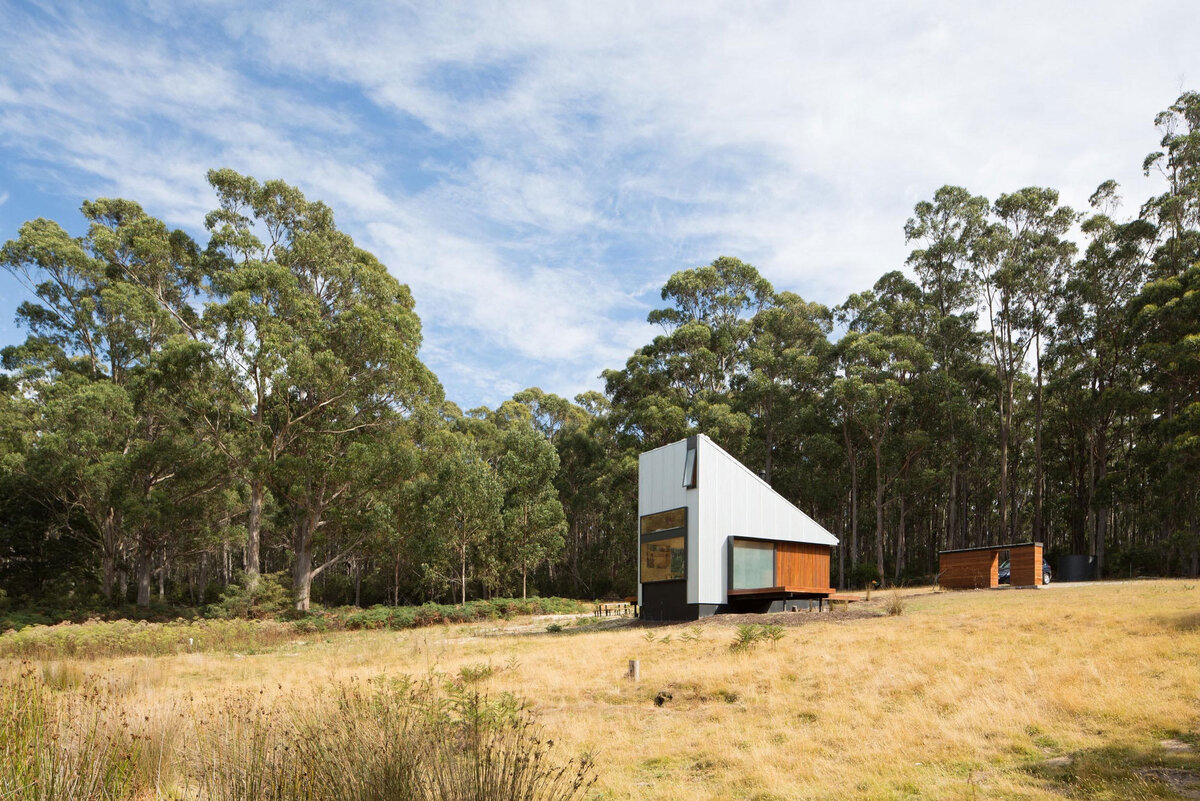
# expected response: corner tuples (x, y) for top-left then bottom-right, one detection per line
(640, 508), (685, 535)
(641, 536), (686, 582)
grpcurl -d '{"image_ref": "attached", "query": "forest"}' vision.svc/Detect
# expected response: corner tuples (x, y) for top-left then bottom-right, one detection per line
(2, 91), (1200, 613)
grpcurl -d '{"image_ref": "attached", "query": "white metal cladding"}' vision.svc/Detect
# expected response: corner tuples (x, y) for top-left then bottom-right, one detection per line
(696, 435), (839, 603)
(638, 434), (839, 607)
(637, 439), (697, 606)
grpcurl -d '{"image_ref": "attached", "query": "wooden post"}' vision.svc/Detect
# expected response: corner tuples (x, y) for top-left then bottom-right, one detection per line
(628, 659), (640, 681)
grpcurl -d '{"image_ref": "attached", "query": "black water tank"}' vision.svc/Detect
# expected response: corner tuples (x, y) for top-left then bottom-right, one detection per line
(1057, 554), (1095, 581)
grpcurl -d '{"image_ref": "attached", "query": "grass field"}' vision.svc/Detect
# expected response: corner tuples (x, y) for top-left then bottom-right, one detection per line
(3, 580), (1199, 799)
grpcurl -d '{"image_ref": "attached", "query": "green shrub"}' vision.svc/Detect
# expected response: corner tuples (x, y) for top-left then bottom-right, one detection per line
(729, 623), (787, 653)
(344, 606), (393, 630)
(207, 572), (292, 620)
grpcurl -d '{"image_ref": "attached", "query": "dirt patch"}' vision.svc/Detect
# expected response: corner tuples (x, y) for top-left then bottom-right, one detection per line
(471, 614), (636, 637)
(1140, 768), (1200, 799)
(638, 604), (886, 629)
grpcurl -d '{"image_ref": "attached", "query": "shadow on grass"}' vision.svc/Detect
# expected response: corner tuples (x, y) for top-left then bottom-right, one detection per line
(1026, 741), (1200, 800)
(1167, 612), (1200, 633)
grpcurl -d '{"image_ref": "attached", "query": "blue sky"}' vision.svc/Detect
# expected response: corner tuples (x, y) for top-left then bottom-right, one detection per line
(2, 1), (1198, 409)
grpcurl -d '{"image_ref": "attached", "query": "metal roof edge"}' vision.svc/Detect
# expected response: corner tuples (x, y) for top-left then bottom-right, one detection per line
(938, 542), (1044, 555)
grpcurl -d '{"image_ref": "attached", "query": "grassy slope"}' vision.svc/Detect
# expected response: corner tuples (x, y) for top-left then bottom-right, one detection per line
(4, 580), (1199, 799)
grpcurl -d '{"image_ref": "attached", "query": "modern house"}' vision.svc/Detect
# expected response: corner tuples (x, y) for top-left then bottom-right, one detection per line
(638, 434), (840, 620)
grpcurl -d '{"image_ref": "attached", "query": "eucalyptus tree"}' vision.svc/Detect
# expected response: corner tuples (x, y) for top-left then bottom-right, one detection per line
(904, 186), (988, 550)
(422, 430), (503, 604)
(201, 169), (440, 608)
(976, 188), (1076, 539)
(0, 199), (211, 603)
(511, 387), (590, 443)
(834, 272), (932, 578)
(550, 393), (639, 599)
(1052, 182), (1155, 574)
(604, 256), (771, 451)
(735, 291), (833, 484)
(1142, 91), (1200, 279)
(498, 425), (567, 598)
(1130, 260), (1200, 576)
(1129, 94), (1200, 577)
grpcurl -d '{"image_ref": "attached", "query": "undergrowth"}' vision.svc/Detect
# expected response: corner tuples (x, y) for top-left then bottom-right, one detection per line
(729, 623), (786, 653)
(0, 597), (593, 660)
(1, 664), (597, 801)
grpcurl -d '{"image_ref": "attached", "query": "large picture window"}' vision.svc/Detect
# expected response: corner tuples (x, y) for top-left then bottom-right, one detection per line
(641, 536), (686, 582)
(732, 539), (775, 589)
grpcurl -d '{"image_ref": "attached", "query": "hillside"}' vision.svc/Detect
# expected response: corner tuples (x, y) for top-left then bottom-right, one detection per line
(3, 579), (1198, 799)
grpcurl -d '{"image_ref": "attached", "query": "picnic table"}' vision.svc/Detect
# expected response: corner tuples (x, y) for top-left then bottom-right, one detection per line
(595, 601), (634, 617)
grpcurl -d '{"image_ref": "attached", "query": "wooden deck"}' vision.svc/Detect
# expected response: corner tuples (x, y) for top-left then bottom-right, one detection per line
(727, 586), (834, 598)
(727, 585), (863, 612)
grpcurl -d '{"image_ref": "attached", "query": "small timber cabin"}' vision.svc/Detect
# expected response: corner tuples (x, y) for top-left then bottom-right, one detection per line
(637, 434), (840, 621)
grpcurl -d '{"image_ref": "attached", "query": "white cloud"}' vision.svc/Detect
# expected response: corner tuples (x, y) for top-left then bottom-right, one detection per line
(1, 1), (1197, 406)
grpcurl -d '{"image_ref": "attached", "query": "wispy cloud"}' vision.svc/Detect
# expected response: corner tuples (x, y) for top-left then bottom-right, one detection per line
(0, 1), (1196, 407)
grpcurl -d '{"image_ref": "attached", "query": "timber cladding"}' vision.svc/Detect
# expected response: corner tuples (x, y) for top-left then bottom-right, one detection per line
(938, 549), (999, 589)
(1009, 543), (1043, 587)
(775, 542), (831, 590)
(937, 542), (1044, 589)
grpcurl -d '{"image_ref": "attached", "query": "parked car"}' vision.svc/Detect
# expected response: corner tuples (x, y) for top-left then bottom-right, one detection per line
(998, 559), (1052, 585)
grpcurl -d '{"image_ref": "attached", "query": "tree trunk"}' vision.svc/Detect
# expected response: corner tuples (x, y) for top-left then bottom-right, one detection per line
(1094, 428), (1108, 580)
(895, 496), (906, 583)
(136, 548), (153, 608)
(1033, 330), (1045, 541)
(763, 418), (774, 484)
(198, 552), (210, 605)
(844, 420), (858, 570)
(393, 551), (402, 606)
(522, 564), (528, 600)
(948, 461), (959, 550)
(99, 509), (121, 603)
(460, 549), (468, 606)
(246, 480), (264, 584)
(838, 501), (846, 590)
(873, 443), (885, 580)
(998, 401), (1010, 544)
(101, 551), (116, 603)
(292, 510), (319, 612)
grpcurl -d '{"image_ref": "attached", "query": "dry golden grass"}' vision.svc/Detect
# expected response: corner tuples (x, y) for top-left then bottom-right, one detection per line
(4, 579), (1199, 800)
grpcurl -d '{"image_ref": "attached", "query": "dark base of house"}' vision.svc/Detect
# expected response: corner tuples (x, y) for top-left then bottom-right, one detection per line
(640, 582), (826, 621)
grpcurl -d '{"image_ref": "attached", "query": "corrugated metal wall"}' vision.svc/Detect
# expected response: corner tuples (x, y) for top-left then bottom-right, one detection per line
(696, 436), (837, 604)
(639, 435), (839, 607)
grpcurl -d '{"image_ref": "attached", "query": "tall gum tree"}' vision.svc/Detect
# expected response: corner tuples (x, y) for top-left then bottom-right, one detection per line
(604, 256), (771, 451)
(201, 169), (440, 609)
(977, 188), (1076, 541)
(1053, 182), (1154, 576)
(1, 199), (209, 604)
(905, 186), (988, 551)
(834, 272), (932, 578)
